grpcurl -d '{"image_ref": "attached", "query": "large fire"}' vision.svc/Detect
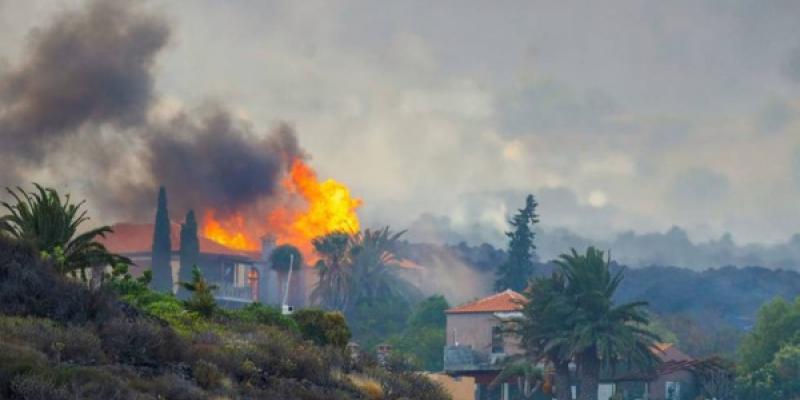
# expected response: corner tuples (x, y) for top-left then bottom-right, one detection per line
(201, 159), (361, 260)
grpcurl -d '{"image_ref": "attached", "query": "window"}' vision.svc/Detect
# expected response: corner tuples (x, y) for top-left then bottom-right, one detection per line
(665, 381), (681, 400)
(598, 384), (614, 400)
(491, 326), (504, 354)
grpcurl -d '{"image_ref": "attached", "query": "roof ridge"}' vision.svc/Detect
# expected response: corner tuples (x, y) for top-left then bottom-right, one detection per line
(446, 289), (525, 314)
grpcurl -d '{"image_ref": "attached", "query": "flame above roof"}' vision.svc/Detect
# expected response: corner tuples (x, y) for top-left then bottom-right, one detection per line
(98, 222), (258, 259)
(446, 289), (527, 314)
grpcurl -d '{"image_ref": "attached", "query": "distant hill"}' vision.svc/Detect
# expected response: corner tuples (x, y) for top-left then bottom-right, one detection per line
(398, 239), (800, 357)
(406, 212), (800, 270)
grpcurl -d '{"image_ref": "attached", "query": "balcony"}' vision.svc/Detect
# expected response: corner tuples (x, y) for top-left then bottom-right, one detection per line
(214, 282), (254, 303)
(443, 345), (507, 373)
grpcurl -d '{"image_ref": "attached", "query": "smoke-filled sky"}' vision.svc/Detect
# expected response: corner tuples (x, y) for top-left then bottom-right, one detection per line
(2, 0), (800, 248)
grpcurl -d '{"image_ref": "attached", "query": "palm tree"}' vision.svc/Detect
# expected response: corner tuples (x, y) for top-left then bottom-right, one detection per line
(269, 244), (303, 303)
(490, 358), (544, 399)
(179, 265), (219, 317)
(555, 247), (661, 400)
(310, 231), (351, 311)
(311, 227), (419, 312)
(511, 273), (574, 400)
(347, 227), (419, 307)
(0, 184), (130, 281)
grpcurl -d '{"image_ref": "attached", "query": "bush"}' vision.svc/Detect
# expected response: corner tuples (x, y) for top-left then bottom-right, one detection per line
(364, 367), (450, 400)
(10, 374), (69, 400)
(130, 372), (207, 400)
(293, 308), (352, 348)
(227, 302), (300, 333)
(99, 318), (184, 367)
(0, 342), (48, 398)
(49, 365), (140, 400)
(193, 359), (224, 390)
(0, 317), (105, 365)
(0, 238), (94, 323)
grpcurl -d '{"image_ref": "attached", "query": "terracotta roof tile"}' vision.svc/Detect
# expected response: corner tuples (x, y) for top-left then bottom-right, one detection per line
(652, 343), (692, 362)
(98, 222), (256, 258)
(446, 290), (526, 314)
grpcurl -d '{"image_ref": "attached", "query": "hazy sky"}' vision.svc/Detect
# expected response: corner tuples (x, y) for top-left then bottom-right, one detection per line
(2, 0), (800, 246)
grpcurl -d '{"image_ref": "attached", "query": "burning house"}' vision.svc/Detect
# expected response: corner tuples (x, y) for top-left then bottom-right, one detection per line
(99, 222), (306, 307)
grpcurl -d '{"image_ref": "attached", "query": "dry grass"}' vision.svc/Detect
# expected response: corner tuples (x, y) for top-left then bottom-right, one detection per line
(348, 373), (383, 400)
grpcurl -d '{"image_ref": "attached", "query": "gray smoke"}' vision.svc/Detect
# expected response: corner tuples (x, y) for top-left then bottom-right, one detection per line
(145, 113), (304, 215)
(0, 0), (307, 221)
(0, 0), (168, 163)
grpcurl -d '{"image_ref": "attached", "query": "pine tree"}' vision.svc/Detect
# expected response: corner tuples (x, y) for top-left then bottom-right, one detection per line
(494, 194), (539, 292)
(178, 210), (199, 299)
(151, 186), (173, 293)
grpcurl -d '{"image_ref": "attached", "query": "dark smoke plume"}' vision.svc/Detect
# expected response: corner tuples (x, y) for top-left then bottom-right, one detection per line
(0, 0), (168, 164)
(0, 0), (308, 222)
(145, 113), (304, 215)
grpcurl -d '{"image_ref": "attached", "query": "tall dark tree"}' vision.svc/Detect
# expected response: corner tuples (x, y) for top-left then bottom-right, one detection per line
(151, 186), (173, 293)
(495, 194), (539, 292)
(177, 210), (199, 299)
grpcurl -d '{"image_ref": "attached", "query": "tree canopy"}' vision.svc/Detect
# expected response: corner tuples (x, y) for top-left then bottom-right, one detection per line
(495, 194), (539, 292)
(0, 184), (129, 278)
(151, 186), (172, 293)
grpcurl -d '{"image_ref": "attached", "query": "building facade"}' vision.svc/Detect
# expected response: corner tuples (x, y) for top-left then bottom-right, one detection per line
(99, 222), (306, 307)
(444, 290), (698, 400)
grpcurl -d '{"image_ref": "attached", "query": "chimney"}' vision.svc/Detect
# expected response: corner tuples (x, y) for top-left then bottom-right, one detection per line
(261, 234), (276, 262)
(376, 344), (392, 367)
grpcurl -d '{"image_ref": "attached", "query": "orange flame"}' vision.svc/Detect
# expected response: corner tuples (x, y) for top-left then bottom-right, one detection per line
(201, 210), (260, 252)
(201, 159), (361, 261)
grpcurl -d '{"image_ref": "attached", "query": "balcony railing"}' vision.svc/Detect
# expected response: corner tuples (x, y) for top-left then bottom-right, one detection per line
(214, 283), (253, 303)
(443, 345), (507, 373)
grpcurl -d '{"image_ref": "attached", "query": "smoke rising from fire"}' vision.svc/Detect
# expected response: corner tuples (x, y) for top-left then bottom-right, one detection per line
(146, 114), (304, 215)
(0, 0), (167, 167)
(0, 0), (360, 257)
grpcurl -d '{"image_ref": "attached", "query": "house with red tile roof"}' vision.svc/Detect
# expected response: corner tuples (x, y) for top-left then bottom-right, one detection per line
(99, 222), (303, 306)
(443, 290), (527, 399)
(443, 290), (700, 400)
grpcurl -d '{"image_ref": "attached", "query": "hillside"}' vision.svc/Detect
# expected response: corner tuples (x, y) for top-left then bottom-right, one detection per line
(0, 237), (449, 400)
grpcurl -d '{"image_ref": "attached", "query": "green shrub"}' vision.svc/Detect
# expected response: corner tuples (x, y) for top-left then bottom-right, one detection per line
(10, 374), (69, 400)
(0, 317), (106, 365)
(227, 302), (300, 333)
(99, 318), (184, 367)
(0, 238), (94, 323)
(144, 373), (207, 400)
(0, 342), (48, 398)
(48, 365), (138, 400)
(293, 308), (352, 348)
(193, 359), (224, 390)
(364, 367), (450, 400)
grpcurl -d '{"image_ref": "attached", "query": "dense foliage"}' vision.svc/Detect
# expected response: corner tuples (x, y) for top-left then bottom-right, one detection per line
(736, 297), (800, 399)
(512, 247), (660, 400)
(388, 295), (449, 371)
(0, 184), (130, 280)
(311, 227), (425, 355)
(0, 236), (450, 400)
(0, 183), (450, 400)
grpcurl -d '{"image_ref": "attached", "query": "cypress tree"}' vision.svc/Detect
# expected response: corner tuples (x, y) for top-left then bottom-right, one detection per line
(178, 210), (200, 299)
(494, 194), (539, 292)
(151, 186), (173, 293)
